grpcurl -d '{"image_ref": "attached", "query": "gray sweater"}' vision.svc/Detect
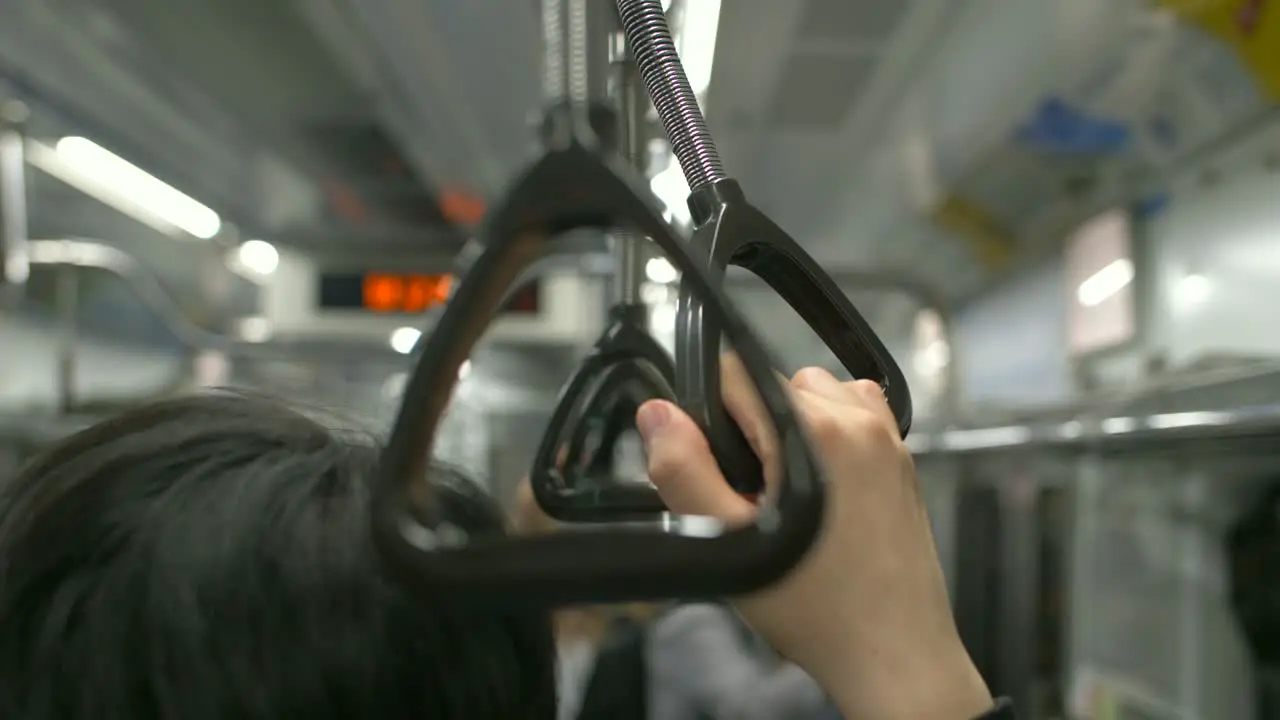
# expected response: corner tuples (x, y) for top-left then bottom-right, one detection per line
(646, 604), (832, 720)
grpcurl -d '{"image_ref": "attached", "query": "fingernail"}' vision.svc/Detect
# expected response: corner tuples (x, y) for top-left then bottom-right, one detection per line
(635, 402), (671, 445)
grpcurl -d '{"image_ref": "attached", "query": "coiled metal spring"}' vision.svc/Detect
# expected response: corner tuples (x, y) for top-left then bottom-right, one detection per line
(567, 0), (589, 103)
(615, 0), (726, 190)
(541, 0), (567, 101)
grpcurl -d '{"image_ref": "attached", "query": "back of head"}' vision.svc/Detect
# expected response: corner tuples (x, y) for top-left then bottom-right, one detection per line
(0, 392), (556, 720)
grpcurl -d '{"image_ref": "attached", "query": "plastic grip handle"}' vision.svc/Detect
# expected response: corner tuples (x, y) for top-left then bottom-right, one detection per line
(370, 139), (825, 606)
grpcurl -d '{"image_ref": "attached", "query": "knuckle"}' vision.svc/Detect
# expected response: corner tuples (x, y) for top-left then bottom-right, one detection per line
(790, 367), (829, 392)
(849, 379), (884, 398)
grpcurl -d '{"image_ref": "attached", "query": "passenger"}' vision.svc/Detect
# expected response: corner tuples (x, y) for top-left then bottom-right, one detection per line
(0, 362), (1009, 719)
(517, 481), (830, 720)
(648, 601), (835, 720)
(511, 480), (654, 720)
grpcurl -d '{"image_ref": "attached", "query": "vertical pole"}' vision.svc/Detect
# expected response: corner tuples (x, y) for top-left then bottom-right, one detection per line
(0, 99), (30, 308)
(609, 12), (649, 307)
(55, 259), (78, 414)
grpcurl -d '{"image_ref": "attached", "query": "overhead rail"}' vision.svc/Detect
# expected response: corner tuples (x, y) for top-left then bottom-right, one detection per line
(909, 364), (1280, 456)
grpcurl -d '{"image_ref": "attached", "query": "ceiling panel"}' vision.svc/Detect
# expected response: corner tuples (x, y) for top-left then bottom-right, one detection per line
(93, 0), (365, 123)
(0, 0), (258, 224)
(300, 120), (449, 227)
(768, 54), (877, 130)
(795, 0), (913, 43)
(742, 136), (852, 242)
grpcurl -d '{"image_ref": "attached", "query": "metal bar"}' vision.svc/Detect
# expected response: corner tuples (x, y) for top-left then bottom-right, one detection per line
(0, 98), (29, 304)
(27, 239), (280, 359)
(54, 263), (78, 414)
(908, 404), (1280, 456)
(998, 478), (1040, 713)
(610, 21), (647, 306)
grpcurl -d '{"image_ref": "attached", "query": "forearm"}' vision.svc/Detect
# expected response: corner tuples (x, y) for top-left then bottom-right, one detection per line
(824, 642), (996, 720)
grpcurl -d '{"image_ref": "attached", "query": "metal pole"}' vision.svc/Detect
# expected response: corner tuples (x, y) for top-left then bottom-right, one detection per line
(609, 19), (648, 307)
(0, 99), (30, 307)
(55, 258), (79, 414)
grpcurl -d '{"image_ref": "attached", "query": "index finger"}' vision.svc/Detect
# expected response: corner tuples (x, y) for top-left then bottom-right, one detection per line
(719, 353), (791, 493)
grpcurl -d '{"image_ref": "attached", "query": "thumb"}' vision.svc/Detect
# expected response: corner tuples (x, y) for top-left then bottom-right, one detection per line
(636, 400), (756, 525)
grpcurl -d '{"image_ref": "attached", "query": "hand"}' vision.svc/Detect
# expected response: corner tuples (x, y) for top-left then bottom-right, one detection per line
(634, 357), (992, 719)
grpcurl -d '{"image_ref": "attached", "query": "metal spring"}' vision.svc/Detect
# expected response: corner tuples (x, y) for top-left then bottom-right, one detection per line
(567, 0), (589, 103)
(615, 0), (726, 190)
(541, 0), (567, 101)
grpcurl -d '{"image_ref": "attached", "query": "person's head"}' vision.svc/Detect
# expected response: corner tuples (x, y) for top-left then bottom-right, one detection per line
(0, 392), (556, 720)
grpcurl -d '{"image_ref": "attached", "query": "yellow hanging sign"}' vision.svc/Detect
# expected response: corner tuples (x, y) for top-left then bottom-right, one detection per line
(930, 194), (1016, 270)
(1158, 0), (1280, 99)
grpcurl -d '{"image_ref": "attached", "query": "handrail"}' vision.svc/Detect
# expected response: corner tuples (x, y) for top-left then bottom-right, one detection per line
(909, 364), (1280, 455)
(908, 403), (1280, 456)
(27, 238), (245, 352)
(22, 238), (334, 413)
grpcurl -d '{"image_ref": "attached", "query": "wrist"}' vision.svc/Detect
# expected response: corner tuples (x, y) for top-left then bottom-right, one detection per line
(827, 642), (993, 720)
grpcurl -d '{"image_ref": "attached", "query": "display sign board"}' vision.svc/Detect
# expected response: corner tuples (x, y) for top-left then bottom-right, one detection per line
(315, 272), (541, 315)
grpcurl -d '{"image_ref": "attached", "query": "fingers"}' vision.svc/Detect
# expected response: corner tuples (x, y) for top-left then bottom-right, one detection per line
(792, 367), (897, 434)
(510, 476), (556, 535)
(636, 400), (756, 525)
(790, 366), (849, 399)
(719, 357), (899, 488)
(719, 353), (788, 488)
(718, 354), (777, 459)
(846, 379), (898, 431)
(643, 356), (898, 522)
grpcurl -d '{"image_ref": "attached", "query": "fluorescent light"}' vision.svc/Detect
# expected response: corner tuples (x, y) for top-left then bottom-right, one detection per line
(389, 326), (421, 354)
(236, 316), (274, 343)
(27, 137), (221, 239)
(649, 163), (692, 225)
(645, 257), (678, 284)
(235, 239), (279, 276)
(1076, 258), (1134, 307)
(673, 0), (722, 98)
(1176, 272), (1210, 306)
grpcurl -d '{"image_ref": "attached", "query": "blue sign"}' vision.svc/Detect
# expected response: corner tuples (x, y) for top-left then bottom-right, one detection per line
(1015, 97), (1132, 155)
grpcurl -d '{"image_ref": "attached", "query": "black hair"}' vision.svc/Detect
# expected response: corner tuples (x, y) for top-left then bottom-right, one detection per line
(0, 392), (557, 720)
